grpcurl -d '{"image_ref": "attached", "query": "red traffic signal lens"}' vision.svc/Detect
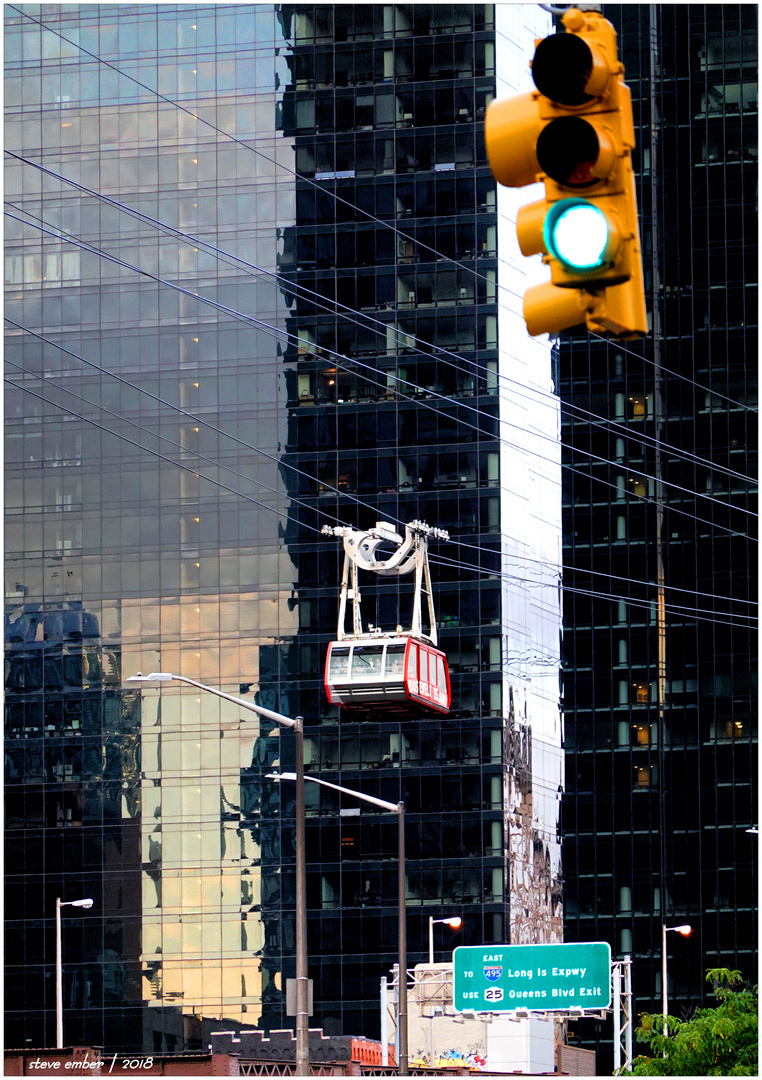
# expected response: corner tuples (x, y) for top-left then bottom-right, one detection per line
(537, 116), (603, 188)
(532, 32), (597, 106)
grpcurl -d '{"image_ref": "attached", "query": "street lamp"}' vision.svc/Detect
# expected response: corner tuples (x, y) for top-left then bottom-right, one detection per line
(269, 771), (409, 1076)
(127, 672), (310, 1075)
(662, 923), (692, 1039)
(56, 897), (93, 1048)
(425, 915), (462, 1069)
(428, 916), (462, 965)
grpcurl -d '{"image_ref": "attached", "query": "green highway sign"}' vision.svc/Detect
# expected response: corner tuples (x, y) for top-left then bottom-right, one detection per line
(452, 942), (611, 1013)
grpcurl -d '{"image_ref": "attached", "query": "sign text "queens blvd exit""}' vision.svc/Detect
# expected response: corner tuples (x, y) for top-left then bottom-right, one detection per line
(453, 942), (611, 1013)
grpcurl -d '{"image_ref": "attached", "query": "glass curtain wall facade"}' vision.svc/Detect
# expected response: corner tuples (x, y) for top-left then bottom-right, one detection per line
(5, 2), (562, 1055)
(278, 2), (562, 1040)
(559, 4), (757, 1068)
(5, 2), (300, 1053)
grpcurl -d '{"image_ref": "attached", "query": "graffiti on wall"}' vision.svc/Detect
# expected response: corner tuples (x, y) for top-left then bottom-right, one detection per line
(410, 1048), (487, 1070)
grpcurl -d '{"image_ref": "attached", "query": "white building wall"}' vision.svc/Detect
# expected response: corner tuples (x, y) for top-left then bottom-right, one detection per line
(493, 5), (564, 944)
(487, 1013), (556, 1073)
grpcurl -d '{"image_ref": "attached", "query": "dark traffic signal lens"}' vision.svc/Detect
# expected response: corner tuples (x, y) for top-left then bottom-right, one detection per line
(532, 32), (596, 106)
(536, 116), (601, 187)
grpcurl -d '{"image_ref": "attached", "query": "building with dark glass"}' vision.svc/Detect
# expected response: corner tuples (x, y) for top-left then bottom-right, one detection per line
(5, 3), (564, 1055)
(558, 4), (757, 1067)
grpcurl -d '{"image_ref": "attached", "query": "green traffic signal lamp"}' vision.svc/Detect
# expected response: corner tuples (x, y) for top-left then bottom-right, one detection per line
(544, 198), (621, 273)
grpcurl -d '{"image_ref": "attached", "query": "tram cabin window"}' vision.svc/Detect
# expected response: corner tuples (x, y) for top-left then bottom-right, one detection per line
(386, 645), (405, 675)
(351, 645), (384, 676)
(328, 646), (350, 679)
(407, 643), (418, 681)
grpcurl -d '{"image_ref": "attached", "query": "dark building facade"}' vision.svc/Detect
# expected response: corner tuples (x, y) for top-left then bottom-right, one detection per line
(275, 2), (564, 1043)
(559, 4), (758, 1065)
(5, 3), (563, 1057)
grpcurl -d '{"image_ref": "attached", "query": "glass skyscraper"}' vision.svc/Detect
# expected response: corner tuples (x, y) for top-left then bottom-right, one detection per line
(5, 4), (563, 1054)
(559, 4), (757, 1068)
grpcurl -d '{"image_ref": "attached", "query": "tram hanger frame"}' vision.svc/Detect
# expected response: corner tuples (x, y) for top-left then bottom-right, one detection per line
(321, 520), (449, 644)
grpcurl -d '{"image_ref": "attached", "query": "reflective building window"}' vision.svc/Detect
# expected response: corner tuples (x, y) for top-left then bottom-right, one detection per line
(5, 3), (562, 1053)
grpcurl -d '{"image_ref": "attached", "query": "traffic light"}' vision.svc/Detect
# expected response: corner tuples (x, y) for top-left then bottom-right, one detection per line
(485, 7), (648, 339)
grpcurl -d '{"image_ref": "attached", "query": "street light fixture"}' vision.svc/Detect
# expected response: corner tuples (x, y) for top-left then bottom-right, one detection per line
(269, 771), (409, 1076)
(662, 923), (692, 1041)
(425, 915), (462, 1071)
(428, 916), (462, 965)
(127, 673), (310, 1075)
(56, 897), (94, 1048)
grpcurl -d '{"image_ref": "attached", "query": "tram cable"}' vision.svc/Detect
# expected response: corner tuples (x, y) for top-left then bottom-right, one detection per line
(5, 150), (754, 489)
(6, 346), (756, 631)
(4, 11), (756, 634)
(6, 4), (757, 417)
(6, 207), (756, 538)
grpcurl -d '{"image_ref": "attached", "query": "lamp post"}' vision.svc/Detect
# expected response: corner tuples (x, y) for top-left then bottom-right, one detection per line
(428, 916), (462, 965)
(269, 771), (408, 1076)
(127, 673), (309, 1075)
(56, 897), (93, 1048)
(662, 923), (692, 1040)
(425, 915), (462, 1067)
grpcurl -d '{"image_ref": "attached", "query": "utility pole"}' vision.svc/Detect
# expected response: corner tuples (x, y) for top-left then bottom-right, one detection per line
(648, 2), (669, 959)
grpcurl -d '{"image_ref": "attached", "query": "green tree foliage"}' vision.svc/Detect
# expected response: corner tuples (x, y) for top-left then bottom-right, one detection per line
(628, 969), (758, 1076)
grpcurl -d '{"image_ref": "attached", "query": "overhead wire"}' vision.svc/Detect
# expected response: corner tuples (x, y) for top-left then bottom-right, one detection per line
(3, 358), (358, 535)
(6, 316), (755, 622)
(5, 253), (755, 614)
(4, 149), (561, 423)
(2, 208), (564, 504)
(5, 148), (755, 489)
(432, 548), (756, 614)
(5, 7), (755, 504)
(3, 314), (556, 579)
(5, 8), (756, 627)
(3, 316), (555, 598)
(7, 2), (757, 416)
(6, 206), (756, 540)
(3, 4), (531, 313)
(8, 324), (742, 630)
(0, 375), (560, 648)
(430, 551), (756, 628)
(4, 376), (324, 535)
(6, 371), (755, 632)
(2, 363), (564, 599)
(5, 235), (755, 669)
(5, 10), (756, 898)
(4, 315), (400, 525)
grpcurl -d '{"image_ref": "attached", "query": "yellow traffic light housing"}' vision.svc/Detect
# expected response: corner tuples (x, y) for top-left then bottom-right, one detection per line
(485, 8), (648, 339)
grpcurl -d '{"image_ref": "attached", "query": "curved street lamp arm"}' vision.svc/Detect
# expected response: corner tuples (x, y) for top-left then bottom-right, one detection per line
(271, 771), (397, 813)
(128, 673), (297, 728)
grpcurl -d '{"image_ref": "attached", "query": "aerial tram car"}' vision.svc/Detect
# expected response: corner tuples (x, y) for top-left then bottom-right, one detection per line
(322, 520), (451, 715)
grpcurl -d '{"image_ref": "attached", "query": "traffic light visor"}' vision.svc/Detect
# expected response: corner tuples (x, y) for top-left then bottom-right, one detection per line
(484, 92), (544, 188)
(544, 198), (618, 271)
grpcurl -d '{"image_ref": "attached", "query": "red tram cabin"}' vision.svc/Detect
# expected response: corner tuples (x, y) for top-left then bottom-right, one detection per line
(324, 637), (451, 715)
